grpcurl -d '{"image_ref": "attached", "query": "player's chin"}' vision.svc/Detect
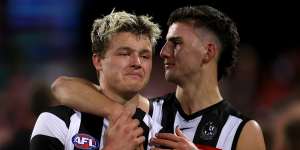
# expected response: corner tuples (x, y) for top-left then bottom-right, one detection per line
(165, 72), (176, 82)
(126, 82), (146, 91)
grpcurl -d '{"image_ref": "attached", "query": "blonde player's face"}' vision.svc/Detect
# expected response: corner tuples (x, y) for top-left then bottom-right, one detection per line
(93, 32), (153, 96)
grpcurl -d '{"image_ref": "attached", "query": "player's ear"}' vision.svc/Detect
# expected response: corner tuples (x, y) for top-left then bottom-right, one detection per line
(203, 43), (217, 64)
(92, 53), (103, 71)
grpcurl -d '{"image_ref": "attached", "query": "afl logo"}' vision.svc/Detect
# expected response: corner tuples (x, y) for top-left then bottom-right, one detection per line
(200, 121), (218, 140)
(72, 133), (99, 150)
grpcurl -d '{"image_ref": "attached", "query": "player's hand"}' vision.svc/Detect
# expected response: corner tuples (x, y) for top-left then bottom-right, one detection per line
(107, 103), (126, 123)
(136, 143), (145, 150)
(150, 127), (198, 150)
(108, 98), (138, 123)
(103, 106), (145, 150)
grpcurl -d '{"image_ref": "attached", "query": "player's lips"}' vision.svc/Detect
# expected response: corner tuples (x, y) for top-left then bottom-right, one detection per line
(125, 72), (143, 79)
(164, 62), (175, 69)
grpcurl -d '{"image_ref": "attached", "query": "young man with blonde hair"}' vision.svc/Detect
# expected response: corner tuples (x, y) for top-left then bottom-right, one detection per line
(30, 10), (161, 150)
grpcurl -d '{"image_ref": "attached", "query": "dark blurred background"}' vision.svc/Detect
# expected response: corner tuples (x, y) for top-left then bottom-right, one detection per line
(1, 0), (300, 149)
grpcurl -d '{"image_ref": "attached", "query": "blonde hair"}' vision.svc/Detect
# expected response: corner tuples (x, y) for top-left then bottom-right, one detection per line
(91, 10), (161, 56)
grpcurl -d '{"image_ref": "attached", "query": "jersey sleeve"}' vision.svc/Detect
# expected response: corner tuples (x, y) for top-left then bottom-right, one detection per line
(30, 108), (70, 150)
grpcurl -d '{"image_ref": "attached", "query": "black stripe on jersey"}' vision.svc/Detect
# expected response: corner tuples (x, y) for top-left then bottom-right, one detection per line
(75, 113), (104, 150)
(192, 106), (230, 147)
(149, 101), (154, 117)
(46, 105), (75, 128)
(231, 120), (249, 150)
(159, 93), (177, 133)
(133, 108), (149, 150)
(30, 134), (64, 150)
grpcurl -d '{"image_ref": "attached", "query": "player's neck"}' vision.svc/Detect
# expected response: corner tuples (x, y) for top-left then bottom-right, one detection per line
(99, 86), (138, 105)
(100, 87), (149, 112)
(175, 73), (222, 115)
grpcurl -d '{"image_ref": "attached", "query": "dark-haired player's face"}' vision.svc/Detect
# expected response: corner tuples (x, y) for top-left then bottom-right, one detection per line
(160, 22), (208, 85)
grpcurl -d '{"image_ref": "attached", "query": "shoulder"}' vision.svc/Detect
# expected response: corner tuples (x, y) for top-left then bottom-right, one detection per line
(31, 105), (77, 135)
(46, 105), (76, 117)
(220, 100), (250, 121)
(43, 105), (77, 127)
(236, 120), (266, 150)
(214, 100), (258, 149)
(224, 100), (266, 149)
(30, 105), (78, 149)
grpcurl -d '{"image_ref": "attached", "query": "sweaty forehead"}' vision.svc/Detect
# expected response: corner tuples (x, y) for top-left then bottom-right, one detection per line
(166, 22), (197, 39)
(108, 32), (152, 50)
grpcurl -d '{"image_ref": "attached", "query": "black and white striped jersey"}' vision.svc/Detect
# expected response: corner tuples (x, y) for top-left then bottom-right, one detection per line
(30, 105), (161, 150)
(150, 93), (250, 150)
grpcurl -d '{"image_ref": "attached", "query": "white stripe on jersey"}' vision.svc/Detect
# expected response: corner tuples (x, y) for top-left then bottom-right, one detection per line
(144, 113), (162, 150)
(65, 111), (81, 150)
(216, 115), (242, 150)
(99, 118), (109, 150)
(173, 111), (202, 141)
(31, 112), (68, 145)
(151, 99), (164, 126)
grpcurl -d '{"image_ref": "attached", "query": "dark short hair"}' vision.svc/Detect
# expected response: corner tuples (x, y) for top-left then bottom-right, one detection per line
(168, 5), (240, 81)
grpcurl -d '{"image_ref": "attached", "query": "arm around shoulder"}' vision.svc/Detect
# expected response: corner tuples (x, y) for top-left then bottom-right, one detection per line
(236, 120), (266, 150)
(51, 76), (97, 105)
(51, 76), (124, 121)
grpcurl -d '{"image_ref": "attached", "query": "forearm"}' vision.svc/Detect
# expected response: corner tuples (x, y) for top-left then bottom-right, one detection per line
(51, 76), (123, 119)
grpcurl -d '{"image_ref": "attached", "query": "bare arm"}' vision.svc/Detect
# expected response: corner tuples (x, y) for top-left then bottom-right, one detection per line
(51, 76), (124, 122)
(236, 120), (266, 150)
